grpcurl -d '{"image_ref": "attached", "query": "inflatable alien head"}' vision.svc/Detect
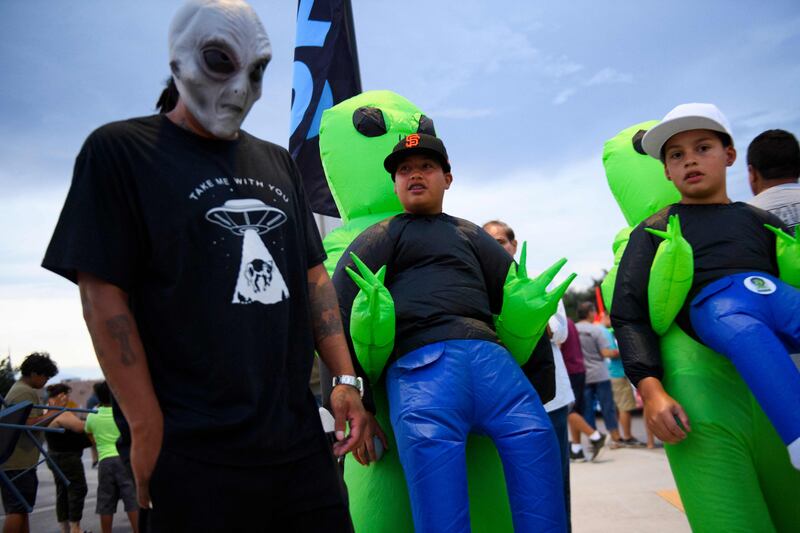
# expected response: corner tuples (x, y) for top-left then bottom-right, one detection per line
(603, 120), (681, 227)
(319, 91), (435, 225)
(600, 226), (633, 312)
(169, 0), (272, 139)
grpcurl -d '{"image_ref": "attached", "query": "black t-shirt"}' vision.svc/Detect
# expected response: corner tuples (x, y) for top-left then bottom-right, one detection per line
(332, 213), (555, 407)
(611, 202), (785, 386)
(45, 428), (91, 453)
(43, 115), (327, 466)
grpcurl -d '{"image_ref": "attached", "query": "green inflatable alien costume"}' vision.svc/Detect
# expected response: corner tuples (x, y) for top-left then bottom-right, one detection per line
(318, 91), (569, 532)
(601, 121), (800, 532)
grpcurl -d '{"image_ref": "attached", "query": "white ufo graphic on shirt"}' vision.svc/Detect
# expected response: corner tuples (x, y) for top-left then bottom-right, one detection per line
(206, 199), (290, 305)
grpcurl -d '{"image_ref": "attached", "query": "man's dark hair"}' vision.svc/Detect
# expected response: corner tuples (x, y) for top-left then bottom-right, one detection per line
(46, 383), (71, 397)
(156, 77), (179, 114)
(576, 302), (596, 320)
(19, 352), (58, 378)
(93, 381), (112, 406)
(747, 129), (800, 181)
(483, 220), (515, 241)
(660, 131), (732, 163)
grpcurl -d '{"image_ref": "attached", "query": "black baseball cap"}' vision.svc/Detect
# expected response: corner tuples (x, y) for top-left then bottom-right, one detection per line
(383, 133), (451, 179)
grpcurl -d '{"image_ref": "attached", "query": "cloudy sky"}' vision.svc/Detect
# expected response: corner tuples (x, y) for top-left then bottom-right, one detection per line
(1, 0), (798, 376)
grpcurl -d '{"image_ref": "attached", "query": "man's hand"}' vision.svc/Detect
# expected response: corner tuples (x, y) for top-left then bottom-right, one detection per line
(130, 416), (163, 509)
(638, 377), (691, 443)
(353, 413), (389, 466)
(329, 384), (368, 457)
(47, 393), (68, 408)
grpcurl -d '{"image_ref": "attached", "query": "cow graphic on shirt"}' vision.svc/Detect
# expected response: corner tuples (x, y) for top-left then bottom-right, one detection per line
(206, 199), (290, 305)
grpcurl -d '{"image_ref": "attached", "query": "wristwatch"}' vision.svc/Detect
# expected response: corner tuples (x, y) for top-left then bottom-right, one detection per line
(332, 375), (364, 398)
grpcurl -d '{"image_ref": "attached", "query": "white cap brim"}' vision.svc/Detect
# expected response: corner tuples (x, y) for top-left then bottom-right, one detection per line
(642, 116), (732, 159)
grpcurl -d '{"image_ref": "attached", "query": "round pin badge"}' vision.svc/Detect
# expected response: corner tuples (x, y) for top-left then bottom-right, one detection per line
(743, 276), (777, 295)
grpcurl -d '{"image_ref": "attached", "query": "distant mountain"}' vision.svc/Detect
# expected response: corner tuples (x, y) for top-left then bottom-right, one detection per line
(52, 366), (104, 382)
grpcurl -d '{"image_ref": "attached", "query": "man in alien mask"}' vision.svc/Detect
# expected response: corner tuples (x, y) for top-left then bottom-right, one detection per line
(42, 1), (366, 530)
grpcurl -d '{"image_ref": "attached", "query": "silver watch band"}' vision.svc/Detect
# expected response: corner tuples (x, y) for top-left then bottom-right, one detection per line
(332, 375), (364, 398)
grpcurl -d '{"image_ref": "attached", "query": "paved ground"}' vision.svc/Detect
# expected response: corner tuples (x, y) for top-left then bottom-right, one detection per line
(570, 416), (690, 532)
(4, 414), (688, 532)
(3, 454), (135, 533)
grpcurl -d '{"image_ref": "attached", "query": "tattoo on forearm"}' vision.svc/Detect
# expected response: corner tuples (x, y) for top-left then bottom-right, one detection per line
(106, 315), (137, 366)
(309, 278), (344, 343)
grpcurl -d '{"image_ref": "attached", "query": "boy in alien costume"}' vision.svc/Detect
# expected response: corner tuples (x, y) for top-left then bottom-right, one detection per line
(603, 108), (800, 533)
(319, 91), (570, 532)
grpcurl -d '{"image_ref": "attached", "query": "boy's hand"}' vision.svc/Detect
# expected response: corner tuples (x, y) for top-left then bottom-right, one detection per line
(638, 377), (691, 443)
(353, 412), (389, 466)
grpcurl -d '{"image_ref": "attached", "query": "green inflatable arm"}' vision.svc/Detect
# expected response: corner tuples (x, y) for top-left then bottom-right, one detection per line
(765, 224), (800, 288)
(645, 215), (694, 335)
(600, 226), (633, 312)
(345, 252), (396, 383)
(495, 242), (576, 365)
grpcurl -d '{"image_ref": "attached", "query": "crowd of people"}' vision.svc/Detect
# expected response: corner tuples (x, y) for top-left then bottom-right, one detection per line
(2, 0), (799, 531)
(1, 354), (139, 533)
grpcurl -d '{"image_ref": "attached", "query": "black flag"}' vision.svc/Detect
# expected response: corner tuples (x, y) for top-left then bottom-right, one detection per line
(290, 0), (361, 217)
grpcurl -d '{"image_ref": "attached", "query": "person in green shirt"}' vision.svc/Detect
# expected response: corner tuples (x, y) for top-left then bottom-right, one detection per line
(84, 381), (139, 533)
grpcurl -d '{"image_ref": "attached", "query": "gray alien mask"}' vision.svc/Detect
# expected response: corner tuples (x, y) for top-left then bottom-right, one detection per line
(168, 0), (272, 139)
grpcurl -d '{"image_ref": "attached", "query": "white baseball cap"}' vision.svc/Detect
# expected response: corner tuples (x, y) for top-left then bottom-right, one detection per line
(642, 103), (733, 160)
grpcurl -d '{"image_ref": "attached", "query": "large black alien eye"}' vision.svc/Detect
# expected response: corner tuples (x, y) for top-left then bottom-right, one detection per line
(203, 48), (236, 75)
(631, 129), (648, 155)
(417, 114), (436, 136)
(249, 59), (269, 84)
(353, 106), (387, 137)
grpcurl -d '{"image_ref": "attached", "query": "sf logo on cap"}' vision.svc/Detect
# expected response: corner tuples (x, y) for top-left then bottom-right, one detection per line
(405, 134), (420, 148)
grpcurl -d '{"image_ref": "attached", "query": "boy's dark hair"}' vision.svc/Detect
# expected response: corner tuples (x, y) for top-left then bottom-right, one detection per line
(156, 77), (179, 114)
(576, 302), (596, 320)
(747, 129), (800, 181)
(660, 131), (732, 163)
(20, 352), (58, 378)
(483, 220), (515, 241)
(93, 381), (112, 405)
(46, 383), (72, 397)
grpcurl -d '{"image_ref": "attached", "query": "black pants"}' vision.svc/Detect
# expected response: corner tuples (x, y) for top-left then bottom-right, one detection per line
(145, 443), (353, 533)
(568, 371), (586, 415)
(47, 452), (88, 523)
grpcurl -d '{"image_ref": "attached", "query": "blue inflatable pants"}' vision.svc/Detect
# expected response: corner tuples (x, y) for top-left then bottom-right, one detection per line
(386, 339), (566, 533)
(690, 272), (800, 470)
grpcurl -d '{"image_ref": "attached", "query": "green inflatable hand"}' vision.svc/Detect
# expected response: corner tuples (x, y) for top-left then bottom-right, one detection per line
(495, 242), (577, 365)
(600, 226), (633, 312)
(645, 215), (694, 335)
(765, 224), (800, 288)
(345, 252), (396, 383)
